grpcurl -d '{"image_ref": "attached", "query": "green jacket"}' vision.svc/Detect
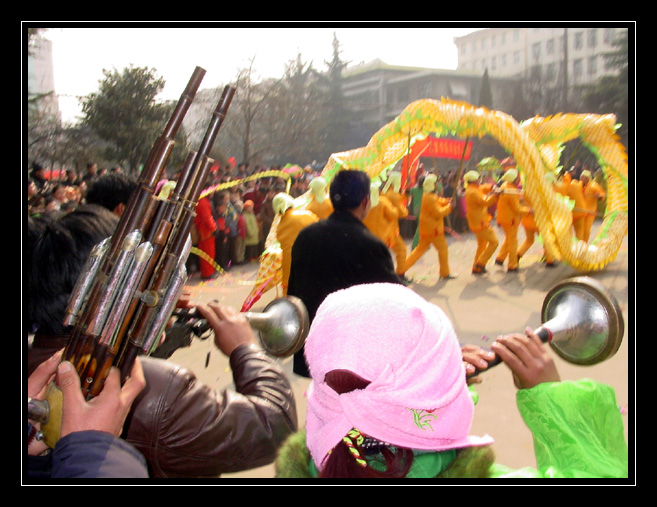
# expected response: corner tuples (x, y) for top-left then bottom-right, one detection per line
(243, 212), (259, 246)
(274, 379), (628, 479)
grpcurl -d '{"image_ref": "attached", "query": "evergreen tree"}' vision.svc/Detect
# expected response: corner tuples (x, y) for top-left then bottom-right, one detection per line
(581, 30), (629, 145)
(81, 65), (188, 174)
(321, 33), (351, 159)
(478, 68), (494, 109)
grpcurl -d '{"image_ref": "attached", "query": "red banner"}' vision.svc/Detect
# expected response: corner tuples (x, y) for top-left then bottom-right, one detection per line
(401, 136), (472, 189)
(418, 138), (472, 160)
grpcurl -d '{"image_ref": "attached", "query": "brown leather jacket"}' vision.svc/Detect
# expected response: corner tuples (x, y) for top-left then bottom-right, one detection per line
(28, 335), (298, 478)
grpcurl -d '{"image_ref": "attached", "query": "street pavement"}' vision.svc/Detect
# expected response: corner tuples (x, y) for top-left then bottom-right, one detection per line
(168, 220), (631, 479)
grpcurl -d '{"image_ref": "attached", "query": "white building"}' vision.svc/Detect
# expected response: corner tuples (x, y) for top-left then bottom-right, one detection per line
(454, 26), (628, 87)
(27, 35), (61, 120)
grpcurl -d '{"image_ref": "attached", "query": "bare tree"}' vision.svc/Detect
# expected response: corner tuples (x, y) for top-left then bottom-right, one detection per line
(225, 57), (281, 166)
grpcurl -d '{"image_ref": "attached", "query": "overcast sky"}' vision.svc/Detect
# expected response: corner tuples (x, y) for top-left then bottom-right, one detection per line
(40, 24), (481, 123)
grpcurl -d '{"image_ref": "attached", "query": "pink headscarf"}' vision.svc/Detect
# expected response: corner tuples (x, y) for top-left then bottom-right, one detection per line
(305, 283), (493, 470)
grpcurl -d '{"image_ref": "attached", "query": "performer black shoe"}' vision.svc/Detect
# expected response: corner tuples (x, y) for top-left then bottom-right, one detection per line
(472, 264), (487, 275)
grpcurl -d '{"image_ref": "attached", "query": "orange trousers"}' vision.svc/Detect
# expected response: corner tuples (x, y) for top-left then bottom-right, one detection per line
(582, 214), (596, 242)
(518, 228), (555, 264)
(404, 234), (450, 278)
(390, 235), (408, 275)
(573, 216), (586, 241)
(473, 227), (498, 270)
(496, 224), (520, 270)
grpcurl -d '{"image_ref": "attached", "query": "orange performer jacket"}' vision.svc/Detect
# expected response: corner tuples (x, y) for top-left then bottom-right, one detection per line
(496, 182), (529, 228)
(383, 190), (409, 233)
(306, 197), (333, 220)
(277, 208), (319, 292)
(465, 184), (498, 232)
(363, 195), (399, 247)
(417, 193), (452, 237)
(556, 173), (586, 221)
(583, 179), (606, 213)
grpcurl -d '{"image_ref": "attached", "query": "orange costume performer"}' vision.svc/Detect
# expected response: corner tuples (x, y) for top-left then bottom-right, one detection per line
(402, 174), (455, 279)
(306, 177), (334, 220)
(494, 169), (530, 271)
(382, 172), (409, 275)
(194, 195), (217, 279)
(556, 172), (587, 241)
(518, 172), (560, 267)
(363, 181), (401, 267)
(274, 193), (319, 294)
(464, 170), (499, 274)
(580, 169), (606, 242)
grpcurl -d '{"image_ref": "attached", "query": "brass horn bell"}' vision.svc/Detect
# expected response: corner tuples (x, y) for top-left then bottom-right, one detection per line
(469, 276), (624, 377)
(535, 276), (624, 365)
(28, 296), (310, 428)
(245, 296), (310, 357)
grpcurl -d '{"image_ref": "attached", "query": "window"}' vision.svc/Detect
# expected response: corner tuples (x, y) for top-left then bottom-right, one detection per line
(573, 59), (583, 81)
(574, 32), (583, 50)
(588, 56), (597, 76)
(604, 28), (616, 44)
(587, 29), (597, 48)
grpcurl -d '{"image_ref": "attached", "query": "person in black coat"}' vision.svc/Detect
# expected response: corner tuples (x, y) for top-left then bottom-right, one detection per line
(287, 170), (404, 378)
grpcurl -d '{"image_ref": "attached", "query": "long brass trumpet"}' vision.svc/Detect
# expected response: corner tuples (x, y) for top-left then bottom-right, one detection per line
(164, 277), (622, 372)
(467, 276), (624, 378)
(154, 296), (310, 360)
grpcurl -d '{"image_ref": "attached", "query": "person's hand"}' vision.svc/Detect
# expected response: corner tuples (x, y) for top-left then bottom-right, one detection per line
(28, 350), (62, 455)
(462, 344), (496, 385)
(176, 290), (193, 309)
(28, 350), (62, 401)
(491, 328), (560, 389)
(57, 358), (145, 438)
(195, 302), (255, 356)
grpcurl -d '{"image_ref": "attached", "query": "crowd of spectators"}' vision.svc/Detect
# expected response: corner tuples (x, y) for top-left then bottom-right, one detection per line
(27, 160), (326, 279)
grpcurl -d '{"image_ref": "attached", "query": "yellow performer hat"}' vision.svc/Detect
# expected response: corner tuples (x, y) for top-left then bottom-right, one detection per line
(273, 192), (294, 214)
(464, 170), (480, 183)
(544, 172), (557, 184)
(501, 169), (518, 182)
(423, 173), (438, 191)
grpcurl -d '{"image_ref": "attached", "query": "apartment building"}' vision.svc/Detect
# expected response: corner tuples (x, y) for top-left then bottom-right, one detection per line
(454, 26), (628, 87)
(340, 58), (517, 149)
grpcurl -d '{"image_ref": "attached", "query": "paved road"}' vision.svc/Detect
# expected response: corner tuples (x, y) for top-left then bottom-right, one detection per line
(169, 220), (631, 479)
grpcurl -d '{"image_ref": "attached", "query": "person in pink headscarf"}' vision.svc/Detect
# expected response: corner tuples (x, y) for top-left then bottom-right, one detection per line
(274, 283), (628, 480)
